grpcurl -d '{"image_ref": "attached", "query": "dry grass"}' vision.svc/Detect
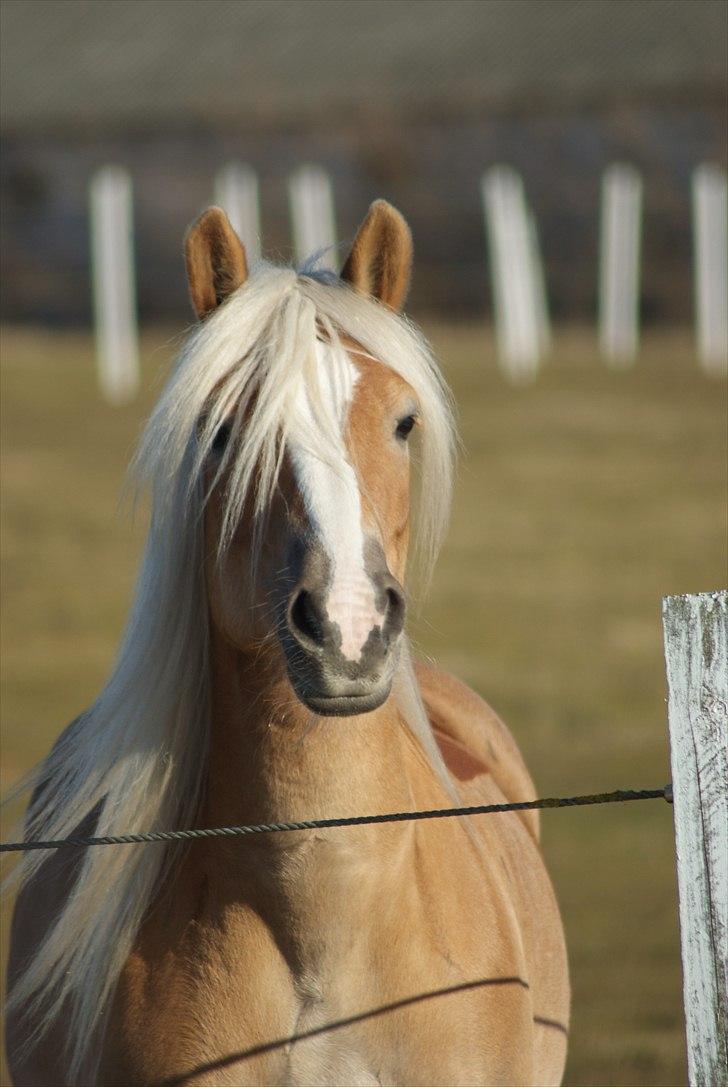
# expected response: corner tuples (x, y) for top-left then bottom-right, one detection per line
(1, 322), (726, 1085)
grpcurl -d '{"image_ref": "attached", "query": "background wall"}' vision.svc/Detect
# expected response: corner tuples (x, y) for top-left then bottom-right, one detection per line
(1, 0), (726, 324)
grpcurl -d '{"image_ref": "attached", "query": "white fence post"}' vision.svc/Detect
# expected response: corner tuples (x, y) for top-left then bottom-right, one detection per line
(289, 165), (337, 270)
(89, 166), (139, 405)
(214, 162), (261, 264)
(663, 590), (728, 1087)
(481, 166), (546, 382)
(692, 164), (728, 377)
(599, 163), (643, 367)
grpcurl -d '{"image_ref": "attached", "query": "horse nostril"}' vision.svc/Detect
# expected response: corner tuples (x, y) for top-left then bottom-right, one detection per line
(289, 589), (326, 648)
(384, 584), (406, 638)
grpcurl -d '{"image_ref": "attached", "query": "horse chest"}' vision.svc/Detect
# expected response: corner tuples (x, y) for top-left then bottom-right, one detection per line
(111, 909), (449, 1086)
(105, 826), (546, 1086)
(282, 999), (388, 1087)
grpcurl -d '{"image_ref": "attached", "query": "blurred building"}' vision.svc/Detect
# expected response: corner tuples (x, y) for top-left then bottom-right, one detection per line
(1, 0), (726, 324)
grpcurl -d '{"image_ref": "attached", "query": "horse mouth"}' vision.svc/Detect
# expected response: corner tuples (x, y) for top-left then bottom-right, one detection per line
(281, 618), (400, 717)
(294, 682), (393, 717)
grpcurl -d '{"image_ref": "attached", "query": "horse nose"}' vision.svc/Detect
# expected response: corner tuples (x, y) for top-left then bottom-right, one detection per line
(283, 561), (406, 715)
(286, 575), (406, 657)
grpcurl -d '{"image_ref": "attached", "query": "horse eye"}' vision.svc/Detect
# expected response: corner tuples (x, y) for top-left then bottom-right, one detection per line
(211, 422), (232, 455)
(395, 414), (417, 441)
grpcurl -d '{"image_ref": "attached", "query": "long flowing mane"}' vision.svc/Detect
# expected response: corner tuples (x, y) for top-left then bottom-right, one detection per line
(5, 264), (457, 1079)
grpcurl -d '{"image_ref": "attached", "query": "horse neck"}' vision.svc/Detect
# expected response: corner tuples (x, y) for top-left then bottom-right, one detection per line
(201, 632), (424, 964)
(204, 628), (419, 850)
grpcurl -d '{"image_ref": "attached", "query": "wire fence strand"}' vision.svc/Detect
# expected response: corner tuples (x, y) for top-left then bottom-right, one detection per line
(0, 784), (673, 854)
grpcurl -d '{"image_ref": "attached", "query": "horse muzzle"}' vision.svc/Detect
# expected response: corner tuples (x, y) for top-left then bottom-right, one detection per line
(281, 544), (406, 716)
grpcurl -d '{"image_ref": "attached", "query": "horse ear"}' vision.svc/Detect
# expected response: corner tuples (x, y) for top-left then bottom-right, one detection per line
(341, 200), (413, 312)
(184, 207), (249, 320)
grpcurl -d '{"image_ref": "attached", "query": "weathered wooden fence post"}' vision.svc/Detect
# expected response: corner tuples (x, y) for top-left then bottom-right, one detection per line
(663, 590), (727, 1086)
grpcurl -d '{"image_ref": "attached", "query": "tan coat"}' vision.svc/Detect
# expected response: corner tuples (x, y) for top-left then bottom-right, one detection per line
(9, 661), (568, 1087)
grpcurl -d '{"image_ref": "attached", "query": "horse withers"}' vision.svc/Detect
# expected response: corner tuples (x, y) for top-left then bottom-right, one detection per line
(6, 201), (569, 1086)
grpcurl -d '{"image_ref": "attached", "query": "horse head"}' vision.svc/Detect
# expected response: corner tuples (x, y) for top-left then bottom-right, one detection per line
(184, 201), (440, 716)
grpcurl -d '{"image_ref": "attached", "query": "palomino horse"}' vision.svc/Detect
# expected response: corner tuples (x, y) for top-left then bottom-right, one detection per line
(6, 201), (569, 1086)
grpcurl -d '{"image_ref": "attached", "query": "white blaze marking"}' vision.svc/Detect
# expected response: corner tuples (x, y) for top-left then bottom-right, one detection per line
(287, 340), (380, 660)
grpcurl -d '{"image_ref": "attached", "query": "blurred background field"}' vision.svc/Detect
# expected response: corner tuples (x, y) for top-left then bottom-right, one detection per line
(1, 322), (726, 1085)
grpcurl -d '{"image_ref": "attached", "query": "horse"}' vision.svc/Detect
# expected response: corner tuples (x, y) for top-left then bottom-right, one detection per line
(5, 200), (569, 1086)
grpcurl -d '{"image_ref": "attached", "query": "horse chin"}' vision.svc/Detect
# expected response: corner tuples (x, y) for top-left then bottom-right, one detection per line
(295, 682), (393, 717)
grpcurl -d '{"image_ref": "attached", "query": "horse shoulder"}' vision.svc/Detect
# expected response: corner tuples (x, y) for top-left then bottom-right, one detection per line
(414, 659), (541, 841)
(415, 662), (570, 1081)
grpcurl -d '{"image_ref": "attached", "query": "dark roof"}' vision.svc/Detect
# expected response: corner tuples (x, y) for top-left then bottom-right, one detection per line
(1, 0), (726, 135)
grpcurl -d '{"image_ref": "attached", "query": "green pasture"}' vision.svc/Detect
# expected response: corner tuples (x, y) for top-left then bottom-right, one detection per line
(1, 323), (726, 1085)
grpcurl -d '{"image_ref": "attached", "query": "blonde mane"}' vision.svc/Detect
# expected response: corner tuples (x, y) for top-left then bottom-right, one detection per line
(5, 264), (457, 1080)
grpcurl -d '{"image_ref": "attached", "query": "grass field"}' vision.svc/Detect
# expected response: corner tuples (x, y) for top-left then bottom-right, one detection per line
(1, 322), (726, 1085)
